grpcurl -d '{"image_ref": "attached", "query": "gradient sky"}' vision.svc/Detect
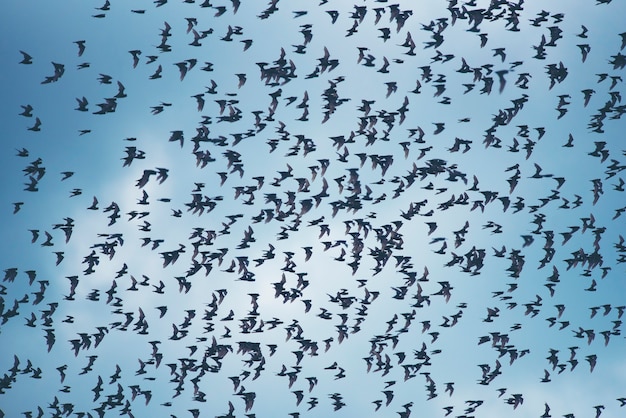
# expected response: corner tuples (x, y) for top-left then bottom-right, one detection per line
(1, 1), (625, 417)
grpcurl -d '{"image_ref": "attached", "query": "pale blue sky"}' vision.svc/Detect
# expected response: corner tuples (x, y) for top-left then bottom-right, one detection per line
(1, 1), (625, 417)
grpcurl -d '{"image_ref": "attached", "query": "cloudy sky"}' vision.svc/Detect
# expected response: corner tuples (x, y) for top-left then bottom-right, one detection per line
(1, 0), (625, 417)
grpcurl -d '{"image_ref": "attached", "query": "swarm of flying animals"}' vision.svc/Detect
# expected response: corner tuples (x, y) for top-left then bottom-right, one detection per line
(3, 0), (626, 417)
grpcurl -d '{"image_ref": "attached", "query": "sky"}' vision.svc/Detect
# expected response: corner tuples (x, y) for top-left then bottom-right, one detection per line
(0, 0), (625, 417)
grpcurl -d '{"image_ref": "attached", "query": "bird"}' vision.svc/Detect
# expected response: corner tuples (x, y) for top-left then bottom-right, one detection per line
(27, 117), (42, 131)
(75, 97), (88, 112)
(129, 50), (141, 68)
(19, 50), (33, 64)
(74, 40), (86, 56)
(236, 73), (247, 88)
(175, 62), (189, 81)
(19, 104), (33, 117)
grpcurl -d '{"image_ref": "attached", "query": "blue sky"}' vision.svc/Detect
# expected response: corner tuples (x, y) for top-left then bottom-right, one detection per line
(1, 0), (625, 417)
